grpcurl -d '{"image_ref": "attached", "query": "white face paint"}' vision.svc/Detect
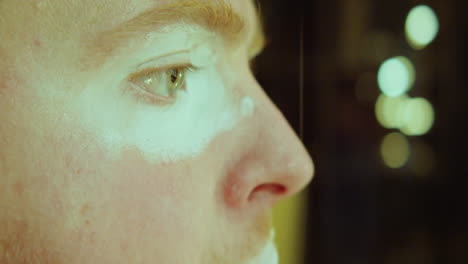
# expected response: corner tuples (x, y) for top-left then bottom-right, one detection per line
(247, 230), (279, 264)
(241, 96), (255, 117)
(190, 42), (218, 68)
(76, 24), (248, 163)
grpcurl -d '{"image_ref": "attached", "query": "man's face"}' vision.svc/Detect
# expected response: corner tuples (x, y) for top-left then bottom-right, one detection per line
(0, 0), (314, 263)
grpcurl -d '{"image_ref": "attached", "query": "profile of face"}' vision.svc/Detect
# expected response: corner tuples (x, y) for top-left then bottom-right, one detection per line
(0, 0), (314, 263)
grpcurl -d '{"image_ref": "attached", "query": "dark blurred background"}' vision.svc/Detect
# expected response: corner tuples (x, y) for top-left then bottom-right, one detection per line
(255, 0), (467, 263)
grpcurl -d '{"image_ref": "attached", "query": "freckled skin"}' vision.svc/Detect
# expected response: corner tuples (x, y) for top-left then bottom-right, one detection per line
(0, 0), (314, 263)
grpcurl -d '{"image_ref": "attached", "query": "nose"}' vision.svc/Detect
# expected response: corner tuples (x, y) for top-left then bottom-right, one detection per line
(222, 80), (315, 210)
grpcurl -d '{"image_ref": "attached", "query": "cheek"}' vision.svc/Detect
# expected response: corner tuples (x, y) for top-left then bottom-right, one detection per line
(59, 128), (208, 224)
(103, 148), (193, 205)
(75, 146), (210, 242)
(56, 132), (213, 260)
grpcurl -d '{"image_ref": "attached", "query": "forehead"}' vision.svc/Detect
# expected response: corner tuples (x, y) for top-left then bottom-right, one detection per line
(0, 0), (257, 55)
(24, 0), (254, 33)
(0, 0), (261, 78)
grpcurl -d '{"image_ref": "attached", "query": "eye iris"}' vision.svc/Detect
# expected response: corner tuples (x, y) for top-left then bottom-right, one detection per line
(168, 69), (184, 93)
(170, 69), (179, 83)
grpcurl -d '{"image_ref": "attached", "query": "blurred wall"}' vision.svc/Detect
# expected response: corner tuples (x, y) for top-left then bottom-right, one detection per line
(258, 0), (466, 263)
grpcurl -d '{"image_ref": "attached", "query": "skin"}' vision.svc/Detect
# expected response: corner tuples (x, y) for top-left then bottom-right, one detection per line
(0, 0), (314, 263)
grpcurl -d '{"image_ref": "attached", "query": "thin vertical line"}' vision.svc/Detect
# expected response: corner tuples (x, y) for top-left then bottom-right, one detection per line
(299, 14), (305, 140)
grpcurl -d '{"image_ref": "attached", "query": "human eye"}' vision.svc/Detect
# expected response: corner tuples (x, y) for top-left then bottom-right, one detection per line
(126, 64), (196, 105)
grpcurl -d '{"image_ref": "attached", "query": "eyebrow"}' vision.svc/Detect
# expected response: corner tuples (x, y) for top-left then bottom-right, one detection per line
(81, 0), (266, 69)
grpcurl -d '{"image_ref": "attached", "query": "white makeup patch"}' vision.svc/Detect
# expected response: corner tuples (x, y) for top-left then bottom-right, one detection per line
(77, 25), (240, 164)
(78, 63), (239, 164)
(247, 230), (279, 264)
(241, 96), (255, 117)
(190, 43), (218, 67)
(36, 0), (46, 9)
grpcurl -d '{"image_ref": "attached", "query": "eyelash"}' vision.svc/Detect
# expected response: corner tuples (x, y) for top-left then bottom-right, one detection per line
(127, 64), (198, 105)
(126, 57), (257, 105)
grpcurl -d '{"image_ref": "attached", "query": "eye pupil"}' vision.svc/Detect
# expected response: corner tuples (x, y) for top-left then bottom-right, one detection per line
(170, 69), (179, 83)
(167, 69), (185, 95)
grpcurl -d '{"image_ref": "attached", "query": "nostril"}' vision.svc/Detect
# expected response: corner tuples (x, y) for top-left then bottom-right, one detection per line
(248, 183), (287, 202)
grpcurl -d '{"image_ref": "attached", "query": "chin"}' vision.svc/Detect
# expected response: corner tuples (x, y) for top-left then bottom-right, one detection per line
(246, 230), (279, 264)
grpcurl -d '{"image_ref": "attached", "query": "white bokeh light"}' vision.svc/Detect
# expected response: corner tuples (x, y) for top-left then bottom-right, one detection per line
(405, 5), (439, 50)
(377, 56), (415, 97)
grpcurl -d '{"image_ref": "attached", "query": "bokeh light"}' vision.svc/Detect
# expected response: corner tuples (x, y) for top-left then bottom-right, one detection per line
(375, 94), (409, 129)
(380, 132), (411, 169)
(375, 95), (435, 135)
(405, 5), (439, 50)
(400, 97), (435, 136)
(377, 56), (415, 97)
